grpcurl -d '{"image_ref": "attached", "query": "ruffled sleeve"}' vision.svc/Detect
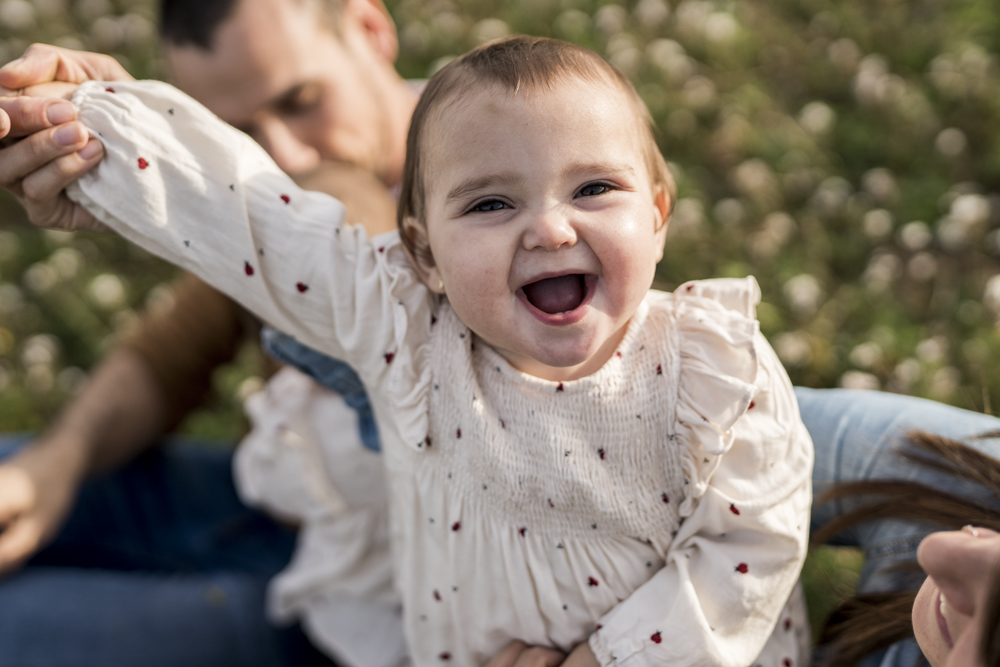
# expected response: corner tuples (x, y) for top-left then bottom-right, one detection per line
(64, 80), (434, 400)
(590, 277), (813, 667)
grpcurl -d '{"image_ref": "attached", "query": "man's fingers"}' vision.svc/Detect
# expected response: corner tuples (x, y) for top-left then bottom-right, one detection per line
(18, 140), (109, 233)
(0, 97), (76, 139)
(19, 137), (104, 200)
(0, 108), (8, 139)
(0, 121), (90, 190)
(21, 81), (80, 101)
(0, 43), (132, 89)
(486, 642), (530, 667)
(512, 647), (565, 667)
(0, 517), (42, 576)
(486, 642), (565, 667)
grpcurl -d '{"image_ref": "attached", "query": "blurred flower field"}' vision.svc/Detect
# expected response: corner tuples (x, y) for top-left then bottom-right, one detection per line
(2, 0), (999, 434)
(1, 0), (999, 635)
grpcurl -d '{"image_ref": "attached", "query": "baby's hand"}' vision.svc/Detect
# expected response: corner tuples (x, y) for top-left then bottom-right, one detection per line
(485, 641), (565, 667)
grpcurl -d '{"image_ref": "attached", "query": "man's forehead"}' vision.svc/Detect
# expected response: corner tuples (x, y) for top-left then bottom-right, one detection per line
(164, 0), (338, 124)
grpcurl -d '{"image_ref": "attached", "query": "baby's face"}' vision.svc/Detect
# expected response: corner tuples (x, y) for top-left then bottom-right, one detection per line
(420, 79), (669, 382)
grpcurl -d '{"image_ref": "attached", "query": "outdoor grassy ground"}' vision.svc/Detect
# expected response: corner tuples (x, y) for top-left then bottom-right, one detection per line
(2, 0), (999, 642)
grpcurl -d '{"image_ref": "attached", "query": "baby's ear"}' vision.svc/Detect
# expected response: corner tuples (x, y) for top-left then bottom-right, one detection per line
(653, 188), (671, 262)
(400, 215), (445, 294)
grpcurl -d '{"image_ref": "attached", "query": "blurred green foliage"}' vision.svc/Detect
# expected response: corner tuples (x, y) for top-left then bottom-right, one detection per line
(2, 0), (999, 435)
(2, 0), (999, 638)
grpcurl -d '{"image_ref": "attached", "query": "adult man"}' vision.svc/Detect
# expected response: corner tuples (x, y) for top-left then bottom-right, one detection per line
(0, 0), (413, 665)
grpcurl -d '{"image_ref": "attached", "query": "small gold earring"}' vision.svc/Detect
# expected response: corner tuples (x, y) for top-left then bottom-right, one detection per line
(438, 279), (445, 291)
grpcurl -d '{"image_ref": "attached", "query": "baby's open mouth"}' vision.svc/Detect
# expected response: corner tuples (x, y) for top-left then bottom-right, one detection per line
(522, 274), (588, 314)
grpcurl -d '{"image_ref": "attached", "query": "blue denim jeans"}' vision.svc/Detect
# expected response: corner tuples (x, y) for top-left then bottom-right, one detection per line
(0, 436), (334, 667)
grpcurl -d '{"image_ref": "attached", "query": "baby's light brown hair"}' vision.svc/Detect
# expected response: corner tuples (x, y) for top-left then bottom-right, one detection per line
(397, 35), (676, 267)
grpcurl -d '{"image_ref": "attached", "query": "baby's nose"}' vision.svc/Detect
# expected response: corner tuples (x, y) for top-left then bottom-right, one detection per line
(523, 208), (577, 251)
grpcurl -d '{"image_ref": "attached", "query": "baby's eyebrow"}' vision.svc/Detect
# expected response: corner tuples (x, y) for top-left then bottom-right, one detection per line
(446, 173), (524, 203)
(566, 162), (636, 179)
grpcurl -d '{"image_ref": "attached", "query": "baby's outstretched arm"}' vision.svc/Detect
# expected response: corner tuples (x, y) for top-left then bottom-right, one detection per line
(60, 80), (431, 389)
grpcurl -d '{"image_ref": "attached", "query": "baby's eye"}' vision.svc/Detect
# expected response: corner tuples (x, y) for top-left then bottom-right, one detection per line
(577, 183), (614, 197)
(471, 199), (508, 213)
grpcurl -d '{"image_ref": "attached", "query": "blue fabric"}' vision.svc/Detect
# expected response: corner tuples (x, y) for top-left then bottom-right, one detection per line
(261, 326), (381, 452)
(798, 387), (1000, 667)
(0, 436), (335, 667)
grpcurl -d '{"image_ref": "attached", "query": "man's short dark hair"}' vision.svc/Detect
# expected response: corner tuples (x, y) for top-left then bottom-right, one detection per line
(160, 0), (344, 50)
(160, 0), (240, 49)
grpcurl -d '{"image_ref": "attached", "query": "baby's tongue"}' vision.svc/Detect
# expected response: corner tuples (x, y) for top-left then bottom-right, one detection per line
(522, 274), (585, 314)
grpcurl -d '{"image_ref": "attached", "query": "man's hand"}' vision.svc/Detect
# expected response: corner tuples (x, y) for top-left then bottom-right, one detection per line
(560, 641), (600, 667)
(0, 43), (133, 232)
(0, 43), (133, 91)
(485, 642), (565, 667)
(0, 434), (88, 576)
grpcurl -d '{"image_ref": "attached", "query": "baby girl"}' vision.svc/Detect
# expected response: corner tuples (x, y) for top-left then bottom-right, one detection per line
(60, 36), (812, 667)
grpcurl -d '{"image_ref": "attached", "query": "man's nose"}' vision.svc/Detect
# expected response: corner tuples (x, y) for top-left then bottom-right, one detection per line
(522, 205), (578, 251)
(252, 116), (321, 175)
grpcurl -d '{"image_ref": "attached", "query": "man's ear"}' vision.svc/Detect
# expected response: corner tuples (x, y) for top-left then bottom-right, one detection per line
(401, 216), (445, 293)
(653, 188), (671, 262)
(345, 0), (399, 63)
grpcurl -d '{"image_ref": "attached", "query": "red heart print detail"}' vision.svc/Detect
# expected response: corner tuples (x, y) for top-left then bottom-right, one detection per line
(439, 653), (451, 661)
(296, 282), (308, 293)
(280, 194), (290, 204)
(735, 563), (748, 574)
(455, 428), (461, 439)
(433, 590), (441, 601)
(519, 527), (527, 537)
(105, 87), (115, 93)
(662, 493), (670, 504)
(650, 631), (662, 644)
(556, 382), (564, 392)
(729, 504), (740, 515)
(137, 157), (149, 169)
(244, 262), (254, 276)
(587, 577), (599, 587)
(451, 521), (461, 531)
(384, 352), (395, 364)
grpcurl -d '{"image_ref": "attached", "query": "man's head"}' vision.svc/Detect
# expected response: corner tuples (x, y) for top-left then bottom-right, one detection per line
(160, 0), (415, 183)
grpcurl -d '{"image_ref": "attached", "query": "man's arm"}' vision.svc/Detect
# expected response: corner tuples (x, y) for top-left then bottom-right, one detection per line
(0, 157), (399, 577)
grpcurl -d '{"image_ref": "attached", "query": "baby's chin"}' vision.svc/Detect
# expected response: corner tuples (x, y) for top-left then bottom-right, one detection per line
(497, 332), (624, 382)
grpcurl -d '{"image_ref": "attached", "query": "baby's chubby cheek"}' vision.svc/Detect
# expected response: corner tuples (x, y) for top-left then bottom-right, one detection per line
(438, 254), (511, 331)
